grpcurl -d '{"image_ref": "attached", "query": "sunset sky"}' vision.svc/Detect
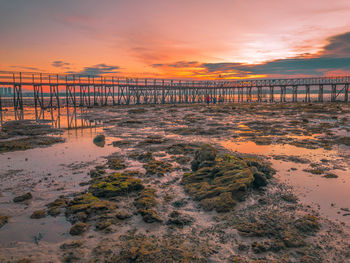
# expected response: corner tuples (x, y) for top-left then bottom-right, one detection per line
(1, 0), (350, 79)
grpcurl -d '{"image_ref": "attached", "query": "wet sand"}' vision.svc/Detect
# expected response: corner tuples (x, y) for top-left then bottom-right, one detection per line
(1, 103), (350, 262)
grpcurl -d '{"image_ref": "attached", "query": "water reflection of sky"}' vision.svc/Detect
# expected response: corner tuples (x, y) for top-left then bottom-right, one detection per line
(220, 139), (350, 223)
(0, 106), (103, 130)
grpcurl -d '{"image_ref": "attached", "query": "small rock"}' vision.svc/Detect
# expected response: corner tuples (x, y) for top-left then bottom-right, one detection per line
(93, 134), (105, 147)
(166, 211), (193, 226)
(69, 222), (88, 235)
(60, 240), (83, 250)
(0, 215), (9, 228)
(116, 209), (132, 220)
(30, 209), (46, 219)
(13, 192), (32, 202)
(253, 171), (267, 187)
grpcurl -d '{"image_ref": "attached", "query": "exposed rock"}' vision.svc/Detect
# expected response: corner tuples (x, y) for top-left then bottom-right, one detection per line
(128, 151), (154, 163)
(294, 215), (320, 233)
(89, 167), (106, 178)
(93, 134), (105, 147)
(60, 240), (83, 250)
(0, 215), (8, 228)
(112, 234), (211, 262)
(107, 157), (126, 170)
(89, 173), (143, 198)
(112, 140), (132, 147)
(1, 120), (60, 136)
(166, 211), (193, 226)
(190, 144), (217, 171)
(13, 192), (32, 203)
(116, 209), (132, 220)
(182, 145), (274, 212)
(30, 209), (46, 219)
(65, 193), (116, 223)
(134, 188), (162, 223)
(70, 222), (88, 235)
(0, 137), (64, 153)
(166, 143), (201, 155)
(143, 160), (172, 176)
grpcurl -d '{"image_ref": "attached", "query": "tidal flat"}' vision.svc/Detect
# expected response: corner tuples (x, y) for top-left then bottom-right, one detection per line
(1, 103), (350, 262)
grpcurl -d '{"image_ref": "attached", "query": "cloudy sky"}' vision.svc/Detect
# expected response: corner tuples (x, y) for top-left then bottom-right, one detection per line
(1, 0), (350, 79)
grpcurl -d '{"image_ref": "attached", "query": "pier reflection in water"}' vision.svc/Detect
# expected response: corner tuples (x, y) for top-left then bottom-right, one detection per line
(0, 106), (102, 130)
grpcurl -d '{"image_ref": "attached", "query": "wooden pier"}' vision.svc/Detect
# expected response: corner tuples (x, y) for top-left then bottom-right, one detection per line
(0, 71), (349, 110)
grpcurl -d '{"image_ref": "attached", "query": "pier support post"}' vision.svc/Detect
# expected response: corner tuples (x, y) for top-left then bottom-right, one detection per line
(331, 84), (336, 102)
(292, 85), (298, 102)
(257, 86), (262, 102)
(318, 85), (323, 102)
(345, 84), (349, 102)
(13, 73), (23, 110)
(305, 85), (311, 103)
(280, 86), (286, 102)
(269, 86), (274, 102)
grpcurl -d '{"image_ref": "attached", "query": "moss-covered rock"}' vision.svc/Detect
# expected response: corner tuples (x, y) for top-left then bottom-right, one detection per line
(233, 211), (320, 251)
(46, 197), (68, 217)
(182, 145), (274, 212)
(89, 173), (144, 198)
(0, 136), (64, 153)
(294, 215), (320, 233)
(128, 151), (154, 163)
(166, 211), (193, 227)
(65, 193), (116, 223)
(112, 234), (210, 262)
(89, 166), (106, 178)
(107, 157), (126, 170)
(190, 144), (217, 171)
(134, 188), (162, 223)
(143, 160), (172, 176)
(70, 222), (88, 235)
(13, 192), (32, 203)
(30, 209), (46, 219)
(166, 143), (201, 155)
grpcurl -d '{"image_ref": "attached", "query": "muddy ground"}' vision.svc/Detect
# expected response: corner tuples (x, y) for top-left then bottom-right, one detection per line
(1, 102), (350, 263)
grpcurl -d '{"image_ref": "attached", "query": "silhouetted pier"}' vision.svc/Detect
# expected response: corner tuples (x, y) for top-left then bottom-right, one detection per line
(0, 71), (349, 111)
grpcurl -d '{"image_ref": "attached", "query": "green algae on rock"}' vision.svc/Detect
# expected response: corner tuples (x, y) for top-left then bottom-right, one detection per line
(166, 143), (201, 155)
(107, 157), (126, 170)
(30, 209), (46, 219)
(65, 193), (116, 223)
(134, 188), (162, 223)
(112, 234), (211, 263)
(89, 173), (144, 198)
(234, 212), (320, 249)
(128, 151), (154, 163)
(182, 144), (274, 212)
(143, 160), (172, 176)
(46, 197), (69, 217)
(70, 222), (89, 235)
(166, 211), (194, 227)
(0, 136), (64, 153)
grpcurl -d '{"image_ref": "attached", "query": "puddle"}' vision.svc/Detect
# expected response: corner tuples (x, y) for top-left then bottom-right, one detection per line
(0, 125), (116, 245)
(220, 139), (350, 222)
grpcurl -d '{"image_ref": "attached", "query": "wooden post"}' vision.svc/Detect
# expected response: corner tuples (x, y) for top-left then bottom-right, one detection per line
(345, 84), (349, 102)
